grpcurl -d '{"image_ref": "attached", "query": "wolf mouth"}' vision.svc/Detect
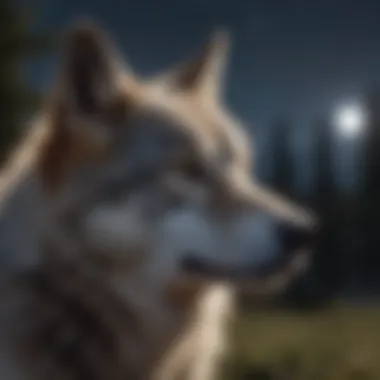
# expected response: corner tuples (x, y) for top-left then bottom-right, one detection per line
(180, 249), (311, 293)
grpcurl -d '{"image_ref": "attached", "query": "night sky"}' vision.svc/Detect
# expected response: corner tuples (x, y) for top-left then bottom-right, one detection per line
(30, 0), (380, 190)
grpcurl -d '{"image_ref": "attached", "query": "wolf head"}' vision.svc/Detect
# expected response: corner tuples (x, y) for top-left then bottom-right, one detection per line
(37, 21), (316, 298)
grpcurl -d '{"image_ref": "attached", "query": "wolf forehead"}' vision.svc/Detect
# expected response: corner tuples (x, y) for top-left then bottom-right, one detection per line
(37, 21), (253, 192)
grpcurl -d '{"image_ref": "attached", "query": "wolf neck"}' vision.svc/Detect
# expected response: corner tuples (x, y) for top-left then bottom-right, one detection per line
(0, 168), (47, 273)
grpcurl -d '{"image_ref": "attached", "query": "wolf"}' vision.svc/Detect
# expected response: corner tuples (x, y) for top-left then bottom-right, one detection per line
(0, 20), (316, 380)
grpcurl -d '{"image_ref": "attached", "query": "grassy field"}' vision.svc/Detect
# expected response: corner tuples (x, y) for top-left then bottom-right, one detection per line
(225, 303), (380, 380)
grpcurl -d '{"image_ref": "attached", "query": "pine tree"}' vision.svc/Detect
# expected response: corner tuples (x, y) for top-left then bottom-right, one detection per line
(271, 117), (294, 198)
(312, 116), (342, 294)
(364, 87), (380, 200)
(359, 87), (380, 289)
(313, 117), (335, 211)
(0, 2), (54, 163)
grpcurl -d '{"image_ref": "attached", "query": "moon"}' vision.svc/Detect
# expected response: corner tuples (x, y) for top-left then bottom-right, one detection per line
(332, 103), (367, 138)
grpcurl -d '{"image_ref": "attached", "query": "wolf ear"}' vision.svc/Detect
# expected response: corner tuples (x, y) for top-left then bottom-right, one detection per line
(156, 29), (231, 101)
(57, 20), (127, 114)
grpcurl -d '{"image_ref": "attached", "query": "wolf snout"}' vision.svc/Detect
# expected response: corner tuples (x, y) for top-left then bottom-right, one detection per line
(179, 255), (237, 279)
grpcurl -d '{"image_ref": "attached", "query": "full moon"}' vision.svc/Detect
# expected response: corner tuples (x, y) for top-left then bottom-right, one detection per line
(332, 103), (367, 138)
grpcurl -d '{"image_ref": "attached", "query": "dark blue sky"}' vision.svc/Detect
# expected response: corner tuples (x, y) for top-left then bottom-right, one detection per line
(29, 0), (380, 191)
(31, 0), (380, 125)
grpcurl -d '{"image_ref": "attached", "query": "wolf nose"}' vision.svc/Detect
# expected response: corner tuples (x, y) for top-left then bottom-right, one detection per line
(277, 223), (317, 253)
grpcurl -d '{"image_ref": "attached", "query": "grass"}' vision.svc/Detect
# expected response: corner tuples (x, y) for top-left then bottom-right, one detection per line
(225, 303), (380, 380)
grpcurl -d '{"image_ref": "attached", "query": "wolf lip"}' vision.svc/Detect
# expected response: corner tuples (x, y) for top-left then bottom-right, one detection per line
(180, 256), (233, 278)
(180, 249), (311, 283)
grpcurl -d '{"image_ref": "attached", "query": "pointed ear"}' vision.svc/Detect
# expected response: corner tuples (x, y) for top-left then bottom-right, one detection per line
(156, 29), (231, 101)
(57, 20), (127, 114)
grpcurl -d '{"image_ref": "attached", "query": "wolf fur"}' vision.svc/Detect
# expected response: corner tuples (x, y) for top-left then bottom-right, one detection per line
(0, 20), (315, 380)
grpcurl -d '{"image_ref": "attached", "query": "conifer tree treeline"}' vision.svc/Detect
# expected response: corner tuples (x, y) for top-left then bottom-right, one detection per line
(270, 116), (339, 306)
(268, 85), (380, 303)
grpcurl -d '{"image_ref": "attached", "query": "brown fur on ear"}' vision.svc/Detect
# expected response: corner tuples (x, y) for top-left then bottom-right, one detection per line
(154, 29), (231, 101)
(36, 85), (138, 194)
(36, 99), (110, 194)
(36, 103), (72, 193)
(36, 20), (137, 194)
